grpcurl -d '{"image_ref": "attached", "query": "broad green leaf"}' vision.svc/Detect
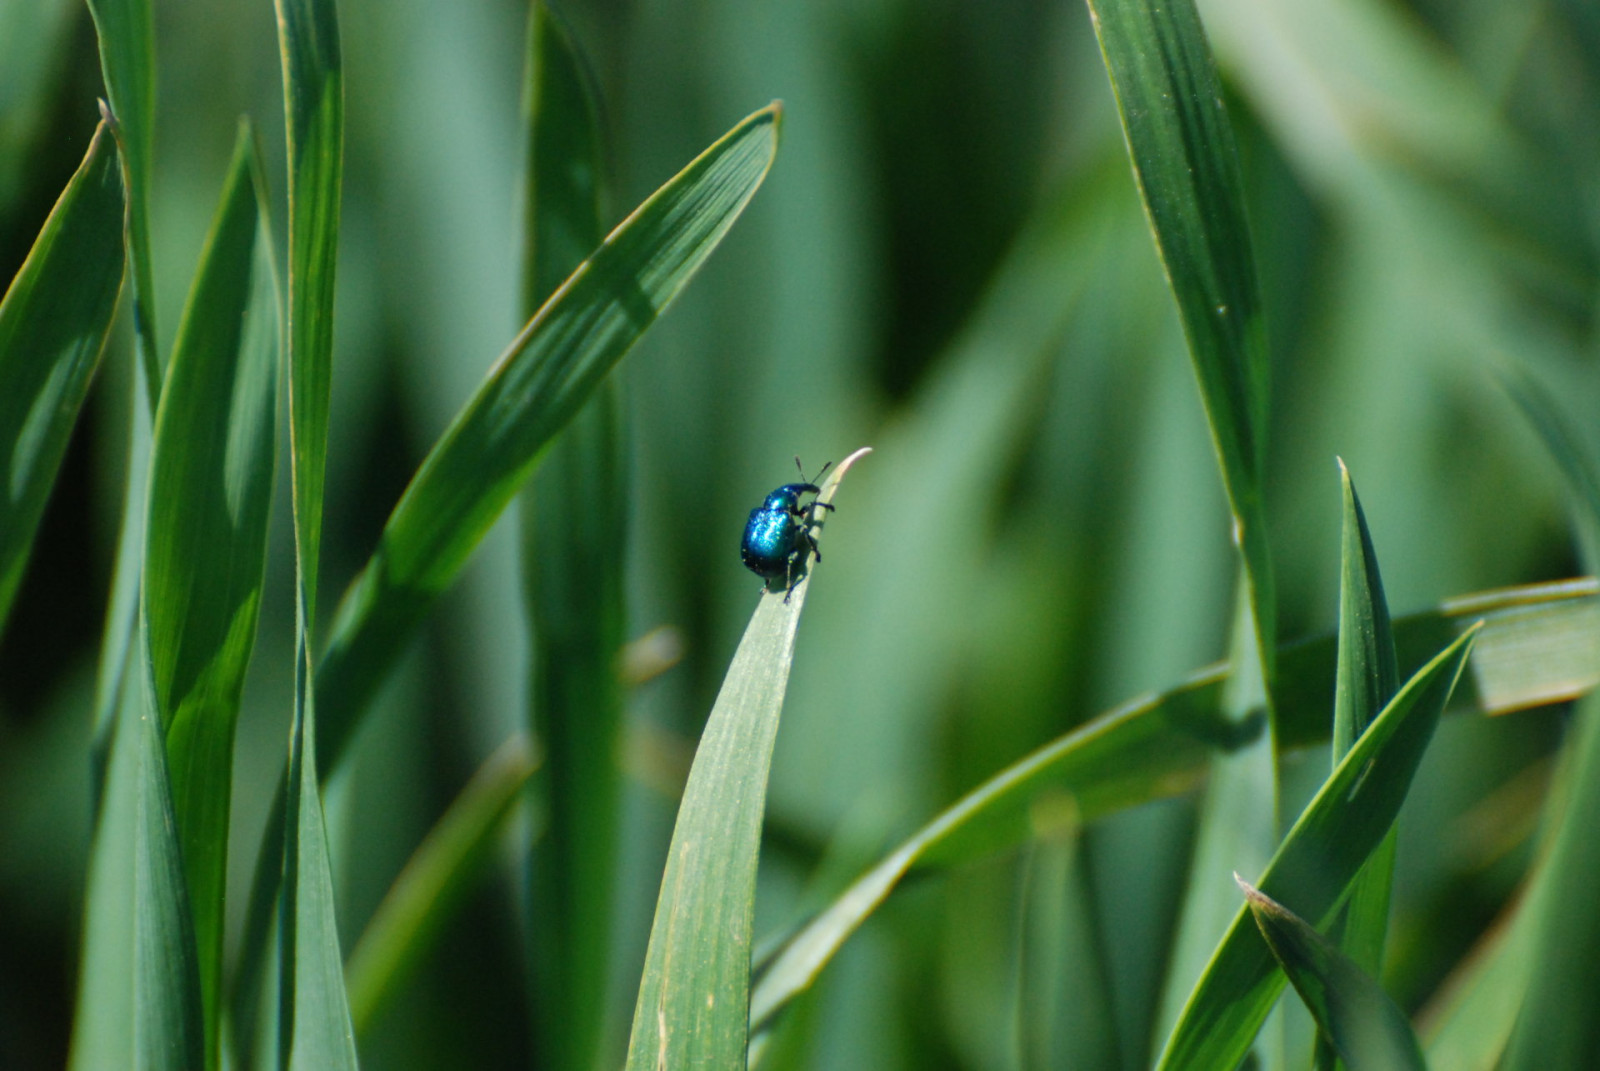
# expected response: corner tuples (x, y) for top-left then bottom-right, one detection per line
(70, 658), (204, 1070)
(85, 0), (158, 393)
(1239, 879), (1425, 1071)
(1084, 0), (1275, 685)
(0, 119), (124, 632)
(317, 101), (781, 765)
(747, 580), (1589, 1046)
(346, 734), (537, 1036)
(1155, 627), (1476, 1071)
(142, 122), (278, 1068)
(624, 449), (868, 1071)
(274, 0), (354, 1067)
(515, 8), (625, 1071)
(1317, 463), (1400, 1071)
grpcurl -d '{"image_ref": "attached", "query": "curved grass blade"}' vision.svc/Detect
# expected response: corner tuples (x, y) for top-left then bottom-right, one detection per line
(70, 657), (204, 1069)
(1238, 878), (1425, 1071)
(346, 734), (538, 1036)
(747, 580), (1590, 1048)
(515, 8), (626, 1070)
(273, 0), (354, 1067)
(0, 119), (125, 633)
(624, 449), (868, 1071)
(1316, 463), (1400, 1071)
(1155, 627), (1477, 1071)
(1084, 0), (1275, 687)
(317, 101), (781, 764)
(142, 121), (278, 1068)
(234, 100), (781, 1059)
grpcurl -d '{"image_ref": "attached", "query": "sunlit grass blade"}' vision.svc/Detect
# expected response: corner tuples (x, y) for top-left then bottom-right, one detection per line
(1155, 627), (1476, 1071)
(70, 661), (204, 1069)
(85, 0), (158, 393)
(747, 581), (1587, 1044)
(515, 7), (625, 1070)
(140, 121), (278, 1068)
(274, 0), (354, 1066)
(346, 734), (537, 1037)
(1084, 0), (1275, 682)
(0, 118), (124, 633)
(624, 449), (867, 1071)
(1315, 462), (1400, 1071)
(1238, 878), (1425, 1071)
(317, 101), (781, 765)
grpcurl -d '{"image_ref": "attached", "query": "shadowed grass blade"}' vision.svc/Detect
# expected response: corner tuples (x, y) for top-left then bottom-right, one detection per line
(624, 449), (868, 1071)
(1155, 627), (1476, 1071)
(70, 662), (204, 1069)
(1239, 878), (1425, 1071)
(515, 7), (625, 1070)
(273, 0), (354, 1066)
(142, 121), (278, 1068)
(85, 0), (157, 392)
(346, 734), (538, 1036)
(0, 119), (124, 633)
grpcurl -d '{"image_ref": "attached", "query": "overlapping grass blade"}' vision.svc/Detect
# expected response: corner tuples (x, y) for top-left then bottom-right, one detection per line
(70, 655), (204, 1069)
(1314, 463), (1401, 1071)
(1155, 627), (1476, 1071)
(345, 735), (538, 1036)
(141, 121), (278, 1067)
(0, 119), (125, 632)
(625, 450), (867, 1070)
(316, 101), (781, 764)
(274, 0), (354, 1066)
(1238, 878), (1425, 1071)
(516, 6), (626, 1070)
(235, 98), (781, 1056)
(747, 580), (1588, 1047)
(1084, 0), (1274, 677)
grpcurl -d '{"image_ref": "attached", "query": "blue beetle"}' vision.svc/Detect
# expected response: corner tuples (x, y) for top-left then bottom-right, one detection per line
(741, 458), (835, 598)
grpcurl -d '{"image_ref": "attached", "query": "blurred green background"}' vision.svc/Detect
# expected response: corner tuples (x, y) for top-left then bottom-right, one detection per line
(1, 0), (1595, 1067)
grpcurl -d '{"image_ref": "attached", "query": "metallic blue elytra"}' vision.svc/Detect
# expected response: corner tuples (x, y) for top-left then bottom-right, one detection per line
(741, 459), (835, 598)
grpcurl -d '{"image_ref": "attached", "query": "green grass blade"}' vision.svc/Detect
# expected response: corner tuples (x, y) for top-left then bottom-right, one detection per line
(85, 0), (158, 394)
(1496, 374), (1600, 1070)
(345, 734), (538, 1036)
(141, 121), (278, 1068)
(747, 580), (1588, 1043)
(1238, 878), (1425, 1071)
(1155, 627), (1477, 1071)
(317, 102), (781, 765)
(0, 119), (125, 632)
(624, 449), (867, 1071)
(275, 0), (342, 612)
(70, 658), (204, 1069)
(273, 0), (354, 1066)
(1084, 0), (1275, 685)
(1316, 463), (1400, 1071)
(515, 8), (625, 1070)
